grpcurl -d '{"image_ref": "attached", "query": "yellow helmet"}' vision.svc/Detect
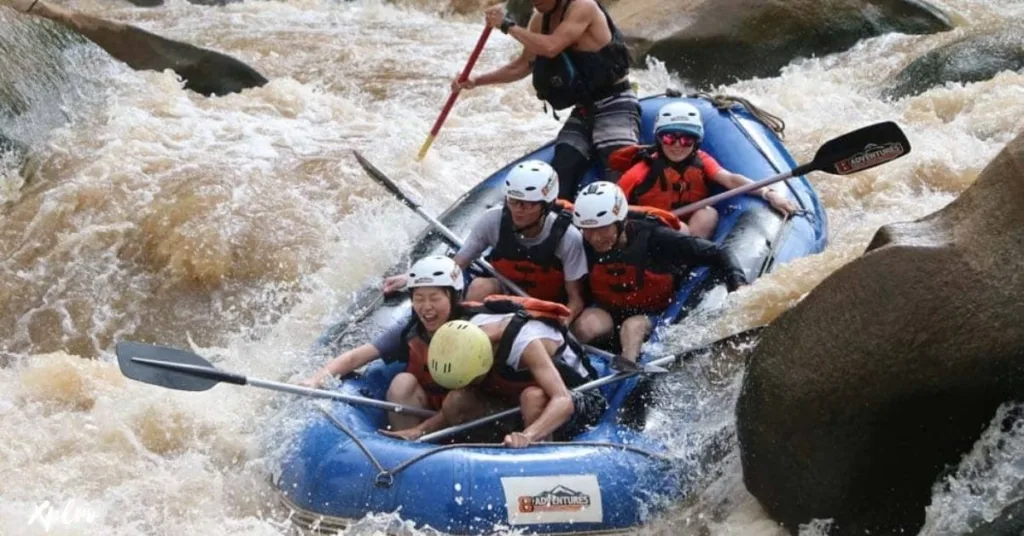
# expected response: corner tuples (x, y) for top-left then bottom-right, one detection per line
(428, 320), (494, 390)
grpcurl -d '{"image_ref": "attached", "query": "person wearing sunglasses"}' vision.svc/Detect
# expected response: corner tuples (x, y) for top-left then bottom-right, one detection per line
(615, 102), (799, 239)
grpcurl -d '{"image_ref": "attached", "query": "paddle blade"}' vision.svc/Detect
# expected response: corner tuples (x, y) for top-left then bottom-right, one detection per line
(353, 150), (420, 210)
(115, 341), (219, 392)
(806, 121), (911, 176)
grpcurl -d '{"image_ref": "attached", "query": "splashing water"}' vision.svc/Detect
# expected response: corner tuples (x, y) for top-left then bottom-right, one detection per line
(2, 0), (1024, 534)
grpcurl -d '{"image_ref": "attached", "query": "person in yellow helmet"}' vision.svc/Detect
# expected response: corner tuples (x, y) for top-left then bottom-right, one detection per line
(417, 297), (606, 448)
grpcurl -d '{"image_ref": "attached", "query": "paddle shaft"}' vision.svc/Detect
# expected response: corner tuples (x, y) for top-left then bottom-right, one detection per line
(417, 352), (677, 443)
(417, 26), (493, 161)
(354, 151), (632, 366)
(674, 169), (795, 218)
(130, 357), (437, 418)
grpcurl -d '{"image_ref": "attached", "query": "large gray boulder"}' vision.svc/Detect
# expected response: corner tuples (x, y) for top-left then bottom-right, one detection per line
(736, 131), (1024, 534)
(885, 24), (1024, 100)
(9, 0), (267, 96)
(610, 0), (954, 88)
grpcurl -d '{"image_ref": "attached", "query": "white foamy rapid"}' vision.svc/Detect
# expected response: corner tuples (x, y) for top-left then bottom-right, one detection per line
(1, 0), (1022, 534)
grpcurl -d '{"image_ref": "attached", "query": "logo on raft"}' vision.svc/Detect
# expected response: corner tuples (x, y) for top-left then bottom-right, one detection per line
(517, 485), (592, 513)
(501, 474), (603, 524)
(835, 142), (905, 174)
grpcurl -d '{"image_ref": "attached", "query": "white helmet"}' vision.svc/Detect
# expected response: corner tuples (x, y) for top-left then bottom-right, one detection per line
(406, 255), (464, 292)
(503, 160), (559, 203)
(654, 102), (704, 141)
(572, 181), (628, 229)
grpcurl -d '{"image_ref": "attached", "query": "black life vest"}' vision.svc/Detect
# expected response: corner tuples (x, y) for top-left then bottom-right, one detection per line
(531, 0), (631, 111)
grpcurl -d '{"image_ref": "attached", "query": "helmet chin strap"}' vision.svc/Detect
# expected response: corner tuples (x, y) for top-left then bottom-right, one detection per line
(513, 212), (546, 235)
(509, 200), (553, 235)
(665, 144), (700, 171)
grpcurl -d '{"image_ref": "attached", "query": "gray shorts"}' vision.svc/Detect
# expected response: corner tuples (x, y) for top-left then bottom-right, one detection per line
(556, 90), (642, 174)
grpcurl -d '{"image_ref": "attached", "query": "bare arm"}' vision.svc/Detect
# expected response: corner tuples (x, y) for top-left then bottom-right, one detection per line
(472, 51), (533, 86)
(564, 279), (585, 321)
(303, 343), (380, 387)
(710, 169), (798, 214)
(506, 1), (595, 59)
(518, 340), (574, 440)
(469, 14), (541, 87)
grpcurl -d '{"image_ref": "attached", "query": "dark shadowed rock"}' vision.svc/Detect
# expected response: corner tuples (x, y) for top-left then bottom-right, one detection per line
(885, 24), (1024, 99)
(736, 131), (1024, 535)
(611, 0), (954, 88)
(12, 0), (267, 96)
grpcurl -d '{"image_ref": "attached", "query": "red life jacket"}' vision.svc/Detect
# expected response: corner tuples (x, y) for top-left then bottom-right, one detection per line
(611, 145), (712, 211)
(586, 217), (679, 313)
(462, 295), (596, 403)
(486, 204), (574, 303)
(401, 321), (449, 410)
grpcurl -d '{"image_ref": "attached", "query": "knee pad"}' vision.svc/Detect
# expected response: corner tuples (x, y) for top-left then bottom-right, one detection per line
(551, 144), (592, 200)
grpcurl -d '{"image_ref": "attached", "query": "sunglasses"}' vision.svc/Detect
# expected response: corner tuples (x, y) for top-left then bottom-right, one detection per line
(659, 133), (697, 147)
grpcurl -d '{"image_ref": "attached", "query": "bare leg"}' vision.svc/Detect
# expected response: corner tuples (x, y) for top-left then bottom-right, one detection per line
(465, 277), (503, 302)
(619, 314), (653, 362)
(440, 388), (503, 425)
(385, 373), (429, 430)
(687, 207), (720, 239)
(519, 386), (550, 428)
(571, 307), (615, 344)
(519, 386), (553, 441)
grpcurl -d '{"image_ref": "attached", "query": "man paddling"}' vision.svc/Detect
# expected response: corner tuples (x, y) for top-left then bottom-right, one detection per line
(454, 0), (639, 199)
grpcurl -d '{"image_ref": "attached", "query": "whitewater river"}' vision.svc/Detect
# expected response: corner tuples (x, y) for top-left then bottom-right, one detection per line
(2, 0), (1023, 534)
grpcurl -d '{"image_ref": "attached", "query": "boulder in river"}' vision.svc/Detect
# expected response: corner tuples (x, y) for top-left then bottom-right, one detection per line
(736, 130), (1024, 535)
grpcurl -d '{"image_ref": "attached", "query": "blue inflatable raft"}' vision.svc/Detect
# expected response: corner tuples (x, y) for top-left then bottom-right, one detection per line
(274, 92), (829, 534)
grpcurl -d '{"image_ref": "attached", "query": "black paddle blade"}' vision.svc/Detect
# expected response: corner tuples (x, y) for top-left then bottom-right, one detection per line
(804, 121), (911, 176)
(115, 341), (220, 392)
(353, 150), (419, 210)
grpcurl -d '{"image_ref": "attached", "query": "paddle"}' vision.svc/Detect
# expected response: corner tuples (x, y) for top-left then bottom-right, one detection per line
(114, 341), (437, 418)
(416, 325), (767, 443)
(674, 121), (910, 217)
(416, 26), (493, 161)
(352, 150), (666, 374)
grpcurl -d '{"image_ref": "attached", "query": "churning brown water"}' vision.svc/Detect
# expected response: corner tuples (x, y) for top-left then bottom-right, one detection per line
(2, 0), (1023, 534)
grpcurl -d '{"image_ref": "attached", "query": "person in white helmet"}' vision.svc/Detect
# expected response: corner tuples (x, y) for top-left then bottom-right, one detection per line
(299, 255), (466, 438)
(383, 160), (588, 320)
(612, 101), (799, 238)
(570, 181), (748, 362)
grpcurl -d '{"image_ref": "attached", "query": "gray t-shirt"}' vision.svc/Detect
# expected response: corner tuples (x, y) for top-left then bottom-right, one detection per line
(372, 313), (413, 363)
(457, 207), (589, 281)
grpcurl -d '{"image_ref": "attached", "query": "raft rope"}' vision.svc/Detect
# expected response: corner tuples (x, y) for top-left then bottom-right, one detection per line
(687, 92), (786, 140)
(318, 407), (673, 489)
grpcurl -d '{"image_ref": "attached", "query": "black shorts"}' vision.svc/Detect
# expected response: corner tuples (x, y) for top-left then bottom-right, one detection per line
(552, 389), (608, 441)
